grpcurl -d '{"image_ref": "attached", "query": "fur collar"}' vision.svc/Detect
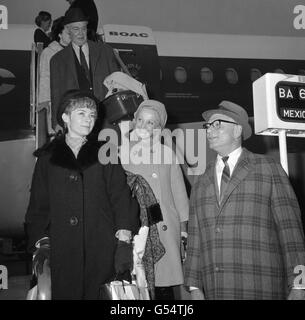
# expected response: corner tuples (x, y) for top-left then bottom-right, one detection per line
(35, 136), (103, 172)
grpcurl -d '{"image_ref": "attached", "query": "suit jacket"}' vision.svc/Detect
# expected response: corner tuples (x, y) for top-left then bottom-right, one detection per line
(50, 41), (119, 128)
(184, 148), (305, 299)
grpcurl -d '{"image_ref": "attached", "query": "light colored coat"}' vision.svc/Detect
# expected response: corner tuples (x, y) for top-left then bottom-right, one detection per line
(184, 148), (305, 299)
(38, 41), (63, 103)
(122, 140), (189, 286)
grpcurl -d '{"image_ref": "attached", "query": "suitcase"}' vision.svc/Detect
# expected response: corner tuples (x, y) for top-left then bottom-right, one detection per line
(101, 90), (144, 124)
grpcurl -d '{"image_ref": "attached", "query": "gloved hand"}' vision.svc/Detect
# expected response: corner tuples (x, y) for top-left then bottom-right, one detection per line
(181, 235), (187, 251)
(181, 234), (188, 262)
(114, 240), (133, 275)
(33, 238), (50, 277)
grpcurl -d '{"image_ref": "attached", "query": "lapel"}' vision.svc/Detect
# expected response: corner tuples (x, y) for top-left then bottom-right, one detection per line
(204, 161), (220, 207)
(214, 165), (221, 204)
(219, 148), (253, 210)
(65, 44), (78, 83)
(64, 43), (78, 82)
(88, 40), (100, 76)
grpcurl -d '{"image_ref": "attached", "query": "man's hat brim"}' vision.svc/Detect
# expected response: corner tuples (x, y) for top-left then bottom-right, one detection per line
(202, 102), (252, 140)
(64, 8), (89, 25)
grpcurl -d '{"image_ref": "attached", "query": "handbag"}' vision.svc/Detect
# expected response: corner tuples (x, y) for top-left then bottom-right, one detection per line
(102, 49), (148, 125)
(101, 90), (144, 124)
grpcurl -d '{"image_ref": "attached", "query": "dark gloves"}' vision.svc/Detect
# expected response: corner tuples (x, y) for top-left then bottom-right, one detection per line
(33, 238), (50, 276)
(181, 235), (187, 250)
(181, 235), (187, 262)
(114, 240), (133, 275)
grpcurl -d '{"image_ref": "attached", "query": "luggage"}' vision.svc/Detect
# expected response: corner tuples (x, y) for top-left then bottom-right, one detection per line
(101, 90), (144, 124)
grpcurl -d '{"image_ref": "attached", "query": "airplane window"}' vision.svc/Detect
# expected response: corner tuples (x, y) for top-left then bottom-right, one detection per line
(225, 68), (238, 84)
(174, 66), (187, 84)
(274, 68), (285, 74)
(200, 67), (213, 84)
(250, 68), (262, 82)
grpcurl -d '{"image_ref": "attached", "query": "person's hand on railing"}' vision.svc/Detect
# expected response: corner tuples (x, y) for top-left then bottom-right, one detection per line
(37, 101), (50, 113)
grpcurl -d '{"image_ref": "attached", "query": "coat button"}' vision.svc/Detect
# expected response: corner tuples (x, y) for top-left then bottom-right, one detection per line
(152, 172), (158, 178)
(69, 174), (78, 181)
(162, 225), (167, 231)
(70, 216), (78, 226)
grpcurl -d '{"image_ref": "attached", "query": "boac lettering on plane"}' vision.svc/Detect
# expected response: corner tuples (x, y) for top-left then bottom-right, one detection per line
(109, 31), (149, 38)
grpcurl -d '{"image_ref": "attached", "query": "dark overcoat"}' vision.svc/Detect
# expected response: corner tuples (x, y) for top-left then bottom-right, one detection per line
(50, 41), (119, 127)
(25, 137), (139, 299)
(184, 148), (305, 299)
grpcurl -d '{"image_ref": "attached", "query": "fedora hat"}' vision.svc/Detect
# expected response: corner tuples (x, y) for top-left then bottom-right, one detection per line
(64, 8), (88, 25)
(202, 100), (252, 140)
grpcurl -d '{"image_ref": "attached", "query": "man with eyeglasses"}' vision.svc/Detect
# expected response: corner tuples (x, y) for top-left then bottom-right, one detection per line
(184, 100), (305, 300)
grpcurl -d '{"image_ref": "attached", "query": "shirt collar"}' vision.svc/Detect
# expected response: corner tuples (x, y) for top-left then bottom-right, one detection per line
(217, 146), (242, 168)
(72, 41), (89, 54)
(39, 27), (48, 35)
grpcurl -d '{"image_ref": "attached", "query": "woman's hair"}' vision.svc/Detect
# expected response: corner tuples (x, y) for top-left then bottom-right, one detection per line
(51, 16), (65, 42)
(35, 11), (52, 27)
(135, 106), (162, 128)
(57, 90), (98, 127)
(64, 96), (97, 115)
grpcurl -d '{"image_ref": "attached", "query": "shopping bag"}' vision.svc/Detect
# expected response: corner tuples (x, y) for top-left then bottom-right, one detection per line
(100, 279), (150, 300)
(100, 280), (137, 300)
(26, 260), (51, 300)
(26, 285), (38, 300)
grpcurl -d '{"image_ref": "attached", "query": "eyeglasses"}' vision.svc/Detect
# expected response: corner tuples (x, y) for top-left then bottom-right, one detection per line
(202, 119), (238, 130)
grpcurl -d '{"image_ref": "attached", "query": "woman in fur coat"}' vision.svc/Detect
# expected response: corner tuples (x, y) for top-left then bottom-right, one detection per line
(25, 90), (139, 299)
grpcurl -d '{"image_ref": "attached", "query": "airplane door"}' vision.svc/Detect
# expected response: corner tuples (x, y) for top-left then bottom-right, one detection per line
(103, 25), (161, 100)
(0, 50), (31, 130)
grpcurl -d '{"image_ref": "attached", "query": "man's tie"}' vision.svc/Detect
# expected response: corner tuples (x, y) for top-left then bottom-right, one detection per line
(79, 45), (90, 81)
(220, 156), (230, 199)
